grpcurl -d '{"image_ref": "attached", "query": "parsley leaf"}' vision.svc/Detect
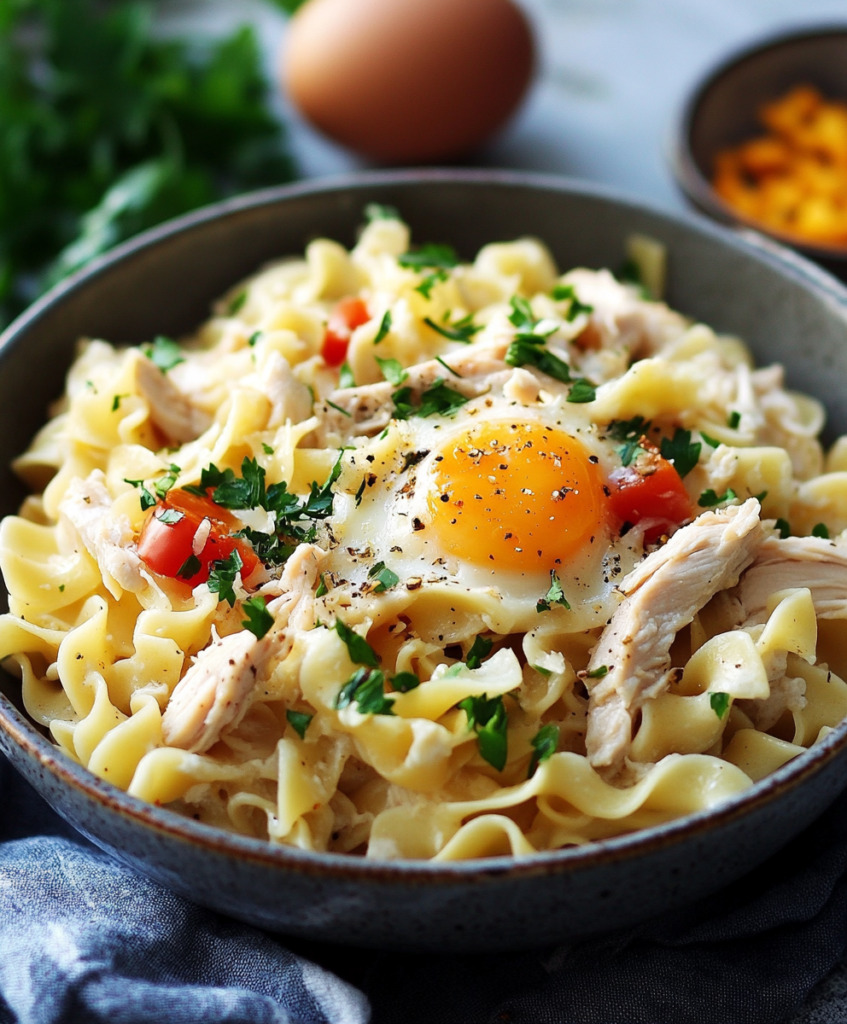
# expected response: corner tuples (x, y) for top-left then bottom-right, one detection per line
(710, 692), (731, 720)
(775, 518), (791, 539)
(334, 668), (394, 716)
(435, 355), (462, 378)
(508, 296), (537, 331)
(392, 672), (420, 693)
(241, 595), (273, 639)
(368, 562), (399, 593)
(177, 554), (202, 581)
(700, 431), (722, 449)
(567, 378), (597, 403)
(212, 457), (266, 510)
(607, 416), (652, 466)
(660, 428), (701, 478)
(551, 283), (594, 320)
(457, 693), (508, 771)
(339, 361), (356, 389)
(505, 338), (572, 384)
(335, 619), (380, 668)
(286, 709), (313, 739)
(424, 313), (481, 344)
(248, 331), (263, 347)
(156, 508), (184, 525)
(124, 479), (157, 511)
(415, 271), (449, 299)
(528, 723), (559, 777)
(375, 356), (408, 386)
(207, 549), (243, 606)
(466, 635), (494, 671)
(698, 488), (737, 507)
(228, 291), (247, 315)
(326, 399), (352, 417)
(727, 411), (741, 429)
(812, 522), (830, 539)
(315, 574), (329, 598)
(536, 571), (571, 613)
(153, 464), (181, 500)
(142, 336), (184, 373)
(586, 665), (609, 679)
(262, 443), (275, 455)
(373, 310), (392, 344)
(398, 244), (458, 272)
(111, 394), (129, 412)
(392, 379), (469, 419)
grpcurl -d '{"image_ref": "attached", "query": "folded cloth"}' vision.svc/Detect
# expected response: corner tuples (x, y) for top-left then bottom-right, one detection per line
(2, 750), (847, 1024)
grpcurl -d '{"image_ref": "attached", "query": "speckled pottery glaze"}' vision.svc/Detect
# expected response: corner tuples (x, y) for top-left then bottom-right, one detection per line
(2, 171), (847, 953)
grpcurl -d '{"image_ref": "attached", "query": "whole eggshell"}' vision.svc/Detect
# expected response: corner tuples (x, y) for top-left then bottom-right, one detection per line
(283, 0), (535, 163)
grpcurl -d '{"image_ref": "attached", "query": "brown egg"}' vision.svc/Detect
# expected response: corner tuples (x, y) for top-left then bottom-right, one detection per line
(282, 0), (535, 163)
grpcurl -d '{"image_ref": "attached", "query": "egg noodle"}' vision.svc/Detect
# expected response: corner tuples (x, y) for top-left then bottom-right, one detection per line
(2, 209), (847, 861)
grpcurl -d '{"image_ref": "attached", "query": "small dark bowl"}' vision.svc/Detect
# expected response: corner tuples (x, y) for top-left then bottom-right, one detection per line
(2, 170), (847, 952)
(673, 24), (847, 281)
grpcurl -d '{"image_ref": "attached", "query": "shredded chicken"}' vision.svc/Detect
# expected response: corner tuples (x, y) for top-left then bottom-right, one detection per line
(739, 675), (807, 733)
(739, 535), (847, 623)
(585, 499), (765, 770)
(258, 350), (314, 428)
(162, 628), (284, 753)
(59, 470), (146, 598)
(264, 543), (328, 632)
(135, 354), (212, 443)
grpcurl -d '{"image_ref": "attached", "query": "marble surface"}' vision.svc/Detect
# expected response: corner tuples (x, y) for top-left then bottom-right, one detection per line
(158, 1), (847, 1019)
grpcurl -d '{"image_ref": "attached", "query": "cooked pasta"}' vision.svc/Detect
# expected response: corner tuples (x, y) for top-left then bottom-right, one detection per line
(2, 208), (846, 861)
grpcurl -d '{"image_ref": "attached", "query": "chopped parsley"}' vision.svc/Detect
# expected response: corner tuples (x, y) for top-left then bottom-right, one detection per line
(727, 411), (741, 430)
(241, 595), (274, 639)
(710, 692), (731, 720)
(660, 428), (701, 478)
(812, 522), (830, 539)
(775, 518), (791, 539)
(334, 667), (394, 716)
(142, 335), (184, 372)
(536, 571), (571, 613)
(375, 356), (408, 386)
(423, 313), (481, 344)
(207, 549), (243, 606)
(248, 331), (263, 347)
(286, 709), (313, 739)
(392, 672), (421, 693)
(528, 723), (559, 778)
(153, 464), (181, 500)
(261, 443), (275, 455)
(111, 394), (129, 412)
(391, 379), (468, 420)
(700, 431), (722, 449)
(339, 361), (356, 389)
(458, 693), (508, 771)
(228, 290), (247, 315)
(354, 477), (367, 507)
(466, 635), (494, 671)
(373, 310), (392, 344)
(365, 202), (400, 222)
(567, 378), (597, 404)
(315, 574), (329, 598)
(398, 243), (458, 272)
(124, 479), (157, 511)
(508, 296), (537, 331)
(177, 554), (202, 581)
(335, 619), (380, 668)
(607, 416), (652, 466)
(505, 338), (572, 384)
(326, 399), (352, 417)
(368, 562), (399, 593)
(698, 488), (737, 507)
(586, 665), (609, 679)
(435, 355), (462, 377)
(156, 508), (184, 525)
(551, 283), (594, 320)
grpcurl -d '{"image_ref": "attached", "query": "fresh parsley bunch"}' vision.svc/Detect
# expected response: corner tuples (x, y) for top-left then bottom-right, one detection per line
(0, 0), (295, 328)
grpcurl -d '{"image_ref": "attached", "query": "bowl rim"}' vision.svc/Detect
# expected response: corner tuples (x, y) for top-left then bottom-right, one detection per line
(671, 21), (847, 262)
(3, 166), (847, 883)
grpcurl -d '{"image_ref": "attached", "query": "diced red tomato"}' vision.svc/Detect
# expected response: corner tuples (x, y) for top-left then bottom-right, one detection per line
(607, 458), (693, 544)
(321, 297), (370, 367)
(137, 489), (261, 587)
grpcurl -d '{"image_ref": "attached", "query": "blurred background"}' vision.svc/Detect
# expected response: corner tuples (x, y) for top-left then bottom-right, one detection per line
(3, 0), (847, 331)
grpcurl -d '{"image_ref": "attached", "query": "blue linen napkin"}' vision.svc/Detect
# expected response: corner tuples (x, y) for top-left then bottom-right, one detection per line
(2, 751), (847, 1024)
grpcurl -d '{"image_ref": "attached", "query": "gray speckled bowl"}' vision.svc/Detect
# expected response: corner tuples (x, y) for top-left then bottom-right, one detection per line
(2, 170), (847, 952)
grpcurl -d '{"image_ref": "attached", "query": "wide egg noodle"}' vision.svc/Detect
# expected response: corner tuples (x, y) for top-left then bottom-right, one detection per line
(1, 215), (846, 860)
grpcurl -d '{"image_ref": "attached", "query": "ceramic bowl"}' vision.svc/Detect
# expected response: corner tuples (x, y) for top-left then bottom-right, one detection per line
(673, 24), (847, 281)
(2, 170), (847, 952)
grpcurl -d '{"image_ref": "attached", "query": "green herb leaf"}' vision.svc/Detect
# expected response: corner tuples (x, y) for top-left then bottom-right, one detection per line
(551, 283), (594, 320)
(424, 313), (481, 344)
(124, 479), (157, 511)
(528, 723), (559, 777)
(727, 411), (742, 430)
(142, 336), (184, 373)
(607, 416), (652, 466)
(536, 571), (571, 613)
(153, 464), (181, 500)
(457, 693), (508, 771)
(156, 508), (184, 525)
(326, 399), (352, 417)
(262, 443), (275, 455)
(505, 339), (572, 384)
(354, 477), (367, 507)
(586, 665), (609, 679)
(111, 394), (129, 412)
(286, 709), (313, 739)
(335, 667), (394, 716)
(391, 672), (420, 693)
(335, 619), (380, 668)
(315, 574), (328, 598)
(207, 549), (243, 606)
(435, 355), (462, 377)
(365, 203), (400, 222)
(241, 595), (274, 639)
(228, 291), (247, 315)
(700, 432), (722, 449)
(698, 488), (737, 507)
(660, 428), (701, 478)
(508, 296), (536, 331)
(415, 270), (449, 299)
(775, 518), (791, 539)
(368, 562), (399, 593)
(373, 310), (392, 345)
(375, 356), (408, 386)
(248, 331), (263, 348)
(339, 361), (356, 389)
(466, 635), (494, 671)
(567, 378), (597, 403)
(812, 522), (830, 539)
(710, 692), (731, 720)
(398, 244), (458, 272)
(177, 554), (202, 581)
(418, 379), (469, 417)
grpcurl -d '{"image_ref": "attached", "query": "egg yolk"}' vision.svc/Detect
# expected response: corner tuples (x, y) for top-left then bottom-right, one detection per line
(427, 422), (606, 571)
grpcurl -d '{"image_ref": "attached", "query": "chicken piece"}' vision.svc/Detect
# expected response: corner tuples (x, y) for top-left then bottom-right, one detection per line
(739, 535), (847, 623)
(259, 350), (314, 428)
(739, 675), (807, 733)
(135, 354), (212, 443)
(586, 499), (765, 770)
(162, 628), (284, 753)
(59, 470), (147, 598)
(264, 543), (328, 632)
